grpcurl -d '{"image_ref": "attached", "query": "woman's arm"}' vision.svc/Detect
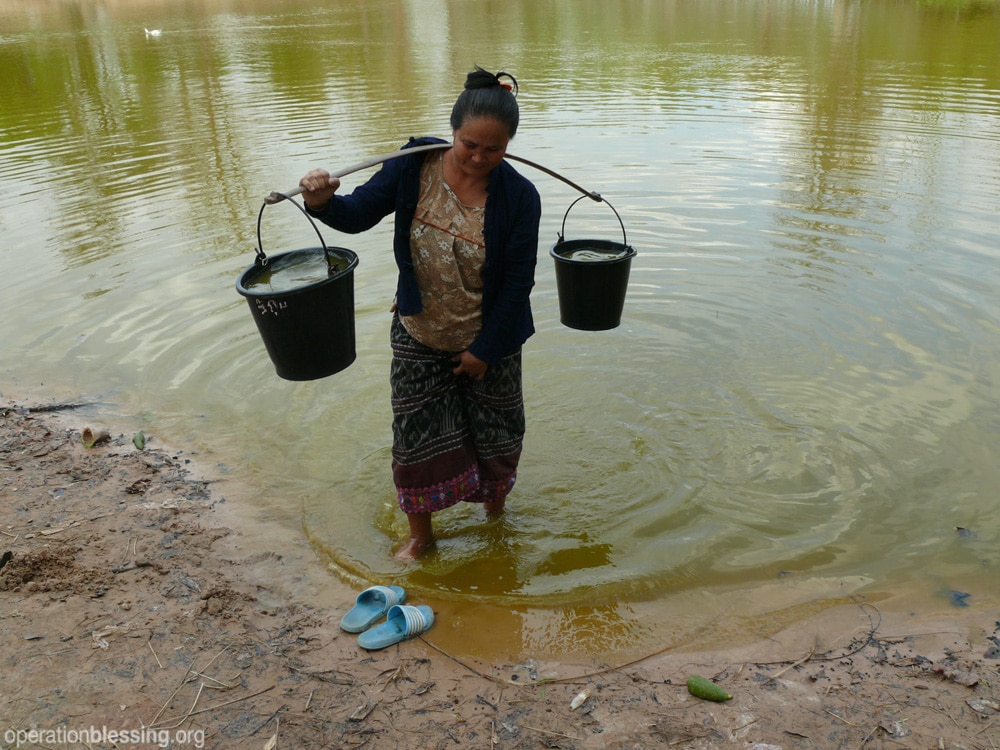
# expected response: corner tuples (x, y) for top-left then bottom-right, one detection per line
(300, 152), (408, 234)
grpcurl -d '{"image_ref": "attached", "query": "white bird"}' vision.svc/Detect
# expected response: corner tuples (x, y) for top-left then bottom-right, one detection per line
(144, 28), (162, 37)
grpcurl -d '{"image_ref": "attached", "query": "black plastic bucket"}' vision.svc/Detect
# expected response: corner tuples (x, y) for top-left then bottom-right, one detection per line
(550, 197), (636, 331)
(236, 198), (359, 381)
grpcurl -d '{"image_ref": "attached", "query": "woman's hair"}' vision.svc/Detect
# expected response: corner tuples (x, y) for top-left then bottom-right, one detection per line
(450, 65), (520, 137)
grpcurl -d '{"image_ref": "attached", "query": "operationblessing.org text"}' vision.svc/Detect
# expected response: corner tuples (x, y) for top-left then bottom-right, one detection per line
(3, 726), (206, 749)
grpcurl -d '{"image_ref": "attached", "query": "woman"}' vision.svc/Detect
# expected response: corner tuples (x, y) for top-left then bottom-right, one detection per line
(298, 67), (541, 560)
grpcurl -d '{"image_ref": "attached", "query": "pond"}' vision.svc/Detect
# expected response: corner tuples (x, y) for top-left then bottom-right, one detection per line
(2, 0), (998, 661)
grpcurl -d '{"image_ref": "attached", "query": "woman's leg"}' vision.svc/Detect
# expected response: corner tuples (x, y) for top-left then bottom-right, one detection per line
(483, 497), (506, 516)
(464, 349), (524, 516)
(389, 316), (480, 558)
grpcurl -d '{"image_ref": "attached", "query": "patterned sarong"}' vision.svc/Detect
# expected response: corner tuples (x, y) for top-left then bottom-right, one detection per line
(390, 315), (524, 515)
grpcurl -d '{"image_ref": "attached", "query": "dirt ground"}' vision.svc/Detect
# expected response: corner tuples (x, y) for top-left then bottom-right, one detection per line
(1, 399), (998, 749)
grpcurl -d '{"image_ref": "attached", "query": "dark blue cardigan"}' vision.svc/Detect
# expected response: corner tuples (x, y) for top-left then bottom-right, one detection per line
(308, 137), (542, 365)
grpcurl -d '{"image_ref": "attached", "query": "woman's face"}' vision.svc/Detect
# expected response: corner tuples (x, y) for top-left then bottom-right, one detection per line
(451, 116), (510, 179)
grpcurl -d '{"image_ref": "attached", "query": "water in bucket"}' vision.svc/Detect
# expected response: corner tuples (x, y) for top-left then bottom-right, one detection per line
(565, 246), (628, 262)
(245, 250), (351, 293)
(237, 246), (359, 380)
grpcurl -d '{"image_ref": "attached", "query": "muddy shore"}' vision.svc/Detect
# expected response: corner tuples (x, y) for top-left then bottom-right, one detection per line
(1, 399), (998, 748)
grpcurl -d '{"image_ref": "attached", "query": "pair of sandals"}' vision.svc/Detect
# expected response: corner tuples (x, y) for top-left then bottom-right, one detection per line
(339, 585), (434, 650)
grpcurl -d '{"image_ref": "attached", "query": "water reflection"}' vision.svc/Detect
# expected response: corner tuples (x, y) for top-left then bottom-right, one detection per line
(2, 0), (999, 659)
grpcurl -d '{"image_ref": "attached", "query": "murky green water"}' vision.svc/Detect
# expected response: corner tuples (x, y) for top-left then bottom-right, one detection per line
(2, 0), (998, 660)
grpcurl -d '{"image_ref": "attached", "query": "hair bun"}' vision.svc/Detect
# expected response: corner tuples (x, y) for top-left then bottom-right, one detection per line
(465, 65), (519, 96)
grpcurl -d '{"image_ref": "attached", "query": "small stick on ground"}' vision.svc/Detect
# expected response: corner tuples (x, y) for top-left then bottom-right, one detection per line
(147, 646), (228, 726)
(263, 722), (278, 750)
(157, 681), (205, 730)
(349, 699), (377, 722)
(251, 705), (286, 736)
(25, 401), (93, 413)
(153, 685), (275, 727)
(147, 639), (163, 669)
(824, 709), (861, 727)
(522, 724), (584, 742)
(148, 665), (194, 726)
(859, 723), (879, 746)
(191, 670), (235, 689)
(766, 649), (815, 683)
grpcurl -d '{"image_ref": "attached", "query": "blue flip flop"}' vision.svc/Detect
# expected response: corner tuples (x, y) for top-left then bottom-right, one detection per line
(339, 585), (406, 633)
(357, 604), (434, 650)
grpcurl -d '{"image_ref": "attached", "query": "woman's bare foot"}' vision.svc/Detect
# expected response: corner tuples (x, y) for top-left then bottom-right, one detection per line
(394, 512), (434, 561)
(393, 536), (434, 561)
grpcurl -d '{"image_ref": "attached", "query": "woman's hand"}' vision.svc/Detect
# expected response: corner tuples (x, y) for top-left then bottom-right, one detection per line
(298, 168), (341, 210)
(453, 350), (488, 381)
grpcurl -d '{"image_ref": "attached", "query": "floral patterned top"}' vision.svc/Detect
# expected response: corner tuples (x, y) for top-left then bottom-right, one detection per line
(400, 150), (486, 352)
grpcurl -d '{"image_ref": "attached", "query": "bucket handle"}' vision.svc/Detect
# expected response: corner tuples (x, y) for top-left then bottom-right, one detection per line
(254, 195), (335, 273)
(557, 195), (628, 248)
